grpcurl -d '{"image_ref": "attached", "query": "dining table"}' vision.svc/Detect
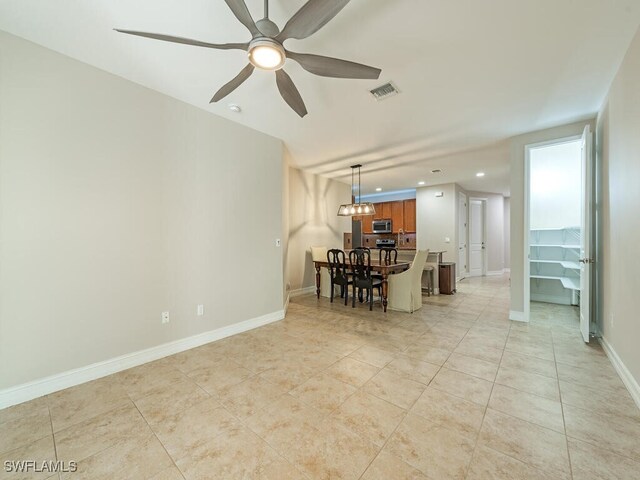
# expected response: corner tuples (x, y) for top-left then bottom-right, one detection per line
(313, 259), (411, 312)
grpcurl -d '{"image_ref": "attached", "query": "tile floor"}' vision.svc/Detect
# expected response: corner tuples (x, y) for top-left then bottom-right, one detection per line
(1, 274), (640, 479)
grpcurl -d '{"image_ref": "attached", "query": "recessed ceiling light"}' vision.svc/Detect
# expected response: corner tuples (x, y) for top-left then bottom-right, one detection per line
(418, 181), (426, 186)
(228, 103), (242, 113)
(431, 169), (442, 173)
(476, 172), (485, 177)
(375, 187), (382, 192)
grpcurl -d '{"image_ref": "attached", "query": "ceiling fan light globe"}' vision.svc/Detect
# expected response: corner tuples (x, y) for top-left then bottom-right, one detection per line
(248, 39), (285, 70)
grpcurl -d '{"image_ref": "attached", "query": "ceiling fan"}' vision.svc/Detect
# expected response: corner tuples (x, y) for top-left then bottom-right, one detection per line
(115, 0), (382, 117)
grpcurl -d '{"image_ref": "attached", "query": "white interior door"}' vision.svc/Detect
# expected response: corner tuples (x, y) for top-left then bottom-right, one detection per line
(458, 193), (468, 278)
(469, 199), (485, 277)
(579, 125), (593, 343)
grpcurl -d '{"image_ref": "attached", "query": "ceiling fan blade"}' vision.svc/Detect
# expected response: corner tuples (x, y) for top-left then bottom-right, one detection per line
(114, 29), (248, 50)
(277, 0), (351, 41)
(287, 51), (381, 79)
(210, 64), (255, 103)
(275, 70), (308, 118)
(224, 0), (261, 38)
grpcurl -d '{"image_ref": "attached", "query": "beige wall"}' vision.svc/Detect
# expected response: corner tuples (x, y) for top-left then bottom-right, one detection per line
(597, 27), (640, 386)
(285, 166), (351, 295)
(0, 32), (284, 389)
(509, 120), (594, 317)
(416, 183), (457, 262)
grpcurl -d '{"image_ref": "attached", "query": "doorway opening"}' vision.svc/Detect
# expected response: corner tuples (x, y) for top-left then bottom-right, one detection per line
(524, 126), (592, 341)
(468, 198), (487, 277)
(458, 192), (468, 279)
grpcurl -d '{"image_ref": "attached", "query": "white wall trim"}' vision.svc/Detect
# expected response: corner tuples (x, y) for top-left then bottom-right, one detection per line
(487, 269), (506, 276)
(283, 294), (290, 314)
(289, 286), (316, 298)
(0, 309), (284, 410)
(504, 268), (511, 273)
(509, 310), (527, 322)
(599, 336), (640, 410)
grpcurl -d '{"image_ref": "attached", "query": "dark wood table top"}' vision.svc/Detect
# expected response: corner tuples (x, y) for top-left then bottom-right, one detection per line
(313, 259), (410, 274)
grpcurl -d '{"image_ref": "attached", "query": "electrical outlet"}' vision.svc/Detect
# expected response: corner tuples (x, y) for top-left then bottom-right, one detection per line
(275, 238), (281, 247)
(161, 311), (170, 324)
(197, 305), (204, 316)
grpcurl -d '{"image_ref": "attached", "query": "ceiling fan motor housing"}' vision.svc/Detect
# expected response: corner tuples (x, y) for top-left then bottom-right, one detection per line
(256, 18), (280, 37)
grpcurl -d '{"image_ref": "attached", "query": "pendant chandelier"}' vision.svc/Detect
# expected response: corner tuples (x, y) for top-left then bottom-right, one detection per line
(337, 164), (376, 216)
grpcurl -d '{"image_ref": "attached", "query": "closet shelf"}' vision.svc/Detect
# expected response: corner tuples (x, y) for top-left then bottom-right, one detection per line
(530, 275), (580, 291)
(530, 244), (580, 249)
(530, 259), (580, 269)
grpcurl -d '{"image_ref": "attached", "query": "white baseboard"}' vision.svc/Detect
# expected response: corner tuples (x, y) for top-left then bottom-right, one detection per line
(509, 310), (527, 322)
(283, 294), (290, 314)
(487, 270), (506, 276)
(599, 336), (640, 410)
(289, 286), (316, 298)
(0, 309), (284, 410)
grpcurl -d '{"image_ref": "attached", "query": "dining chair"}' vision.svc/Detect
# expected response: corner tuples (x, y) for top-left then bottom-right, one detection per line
(349, 248), (382, 311)
(379, 247), (398, 265)
(327, 249), (351, 305)
(355, 247), (383, 301)
(387, 249), (429, 313)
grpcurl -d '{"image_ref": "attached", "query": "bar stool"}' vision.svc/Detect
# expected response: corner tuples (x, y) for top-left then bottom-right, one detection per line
(421, 266), (435, 296)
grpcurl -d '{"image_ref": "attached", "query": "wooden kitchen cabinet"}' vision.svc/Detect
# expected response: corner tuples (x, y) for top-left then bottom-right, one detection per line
(391, 202), (404, 233)
(372, 203), (381, 220)
(361, 215), (373, 233)
(351, 199), (416, 234)
(403, 199), (416, 232)
(381, 202), (392, 219)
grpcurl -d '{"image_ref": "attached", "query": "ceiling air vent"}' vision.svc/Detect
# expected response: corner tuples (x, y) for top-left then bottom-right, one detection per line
(370, 82), (400, 101)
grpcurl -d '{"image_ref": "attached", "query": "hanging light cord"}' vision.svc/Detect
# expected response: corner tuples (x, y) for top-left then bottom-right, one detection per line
(358, 166), (361, 205)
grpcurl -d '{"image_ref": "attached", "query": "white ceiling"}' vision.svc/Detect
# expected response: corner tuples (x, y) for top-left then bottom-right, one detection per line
(2, 0), (640, 196)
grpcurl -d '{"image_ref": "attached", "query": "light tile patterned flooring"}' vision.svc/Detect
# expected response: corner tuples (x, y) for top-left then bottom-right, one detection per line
(2, 274), (640, 479)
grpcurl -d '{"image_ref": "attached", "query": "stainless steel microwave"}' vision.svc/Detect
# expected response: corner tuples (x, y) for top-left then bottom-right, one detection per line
(372, 220), (392, 233)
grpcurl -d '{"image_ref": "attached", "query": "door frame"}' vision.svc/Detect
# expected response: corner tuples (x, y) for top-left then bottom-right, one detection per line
(468, 197), (487, 277)
(458, 191), (468, 279)
(523, 134), (581, 323)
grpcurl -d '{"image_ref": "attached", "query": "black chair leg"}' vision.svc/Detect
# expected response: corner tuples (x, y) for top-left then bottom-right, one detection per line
(345, 284), (349, 306)
(329, 281), (334, 303)
(369, 286), (373, 311)
(352, 284), (356, 307)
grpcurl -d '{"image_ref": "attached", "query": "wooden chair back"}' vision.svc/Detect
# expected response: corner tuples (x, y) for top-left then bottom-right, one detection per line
(379, 247), (398, 265)
(327, 249), (349, 285)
